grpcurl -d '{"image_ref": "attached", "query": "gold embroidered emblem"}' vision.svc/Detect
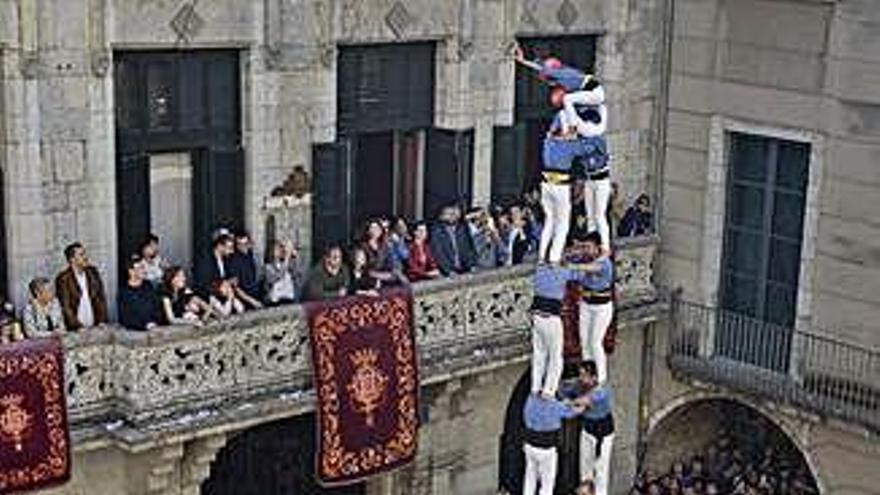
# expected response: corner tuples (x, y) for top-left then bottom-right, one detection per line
(0, 394), (33, 451)
(347, 348), (388, 427)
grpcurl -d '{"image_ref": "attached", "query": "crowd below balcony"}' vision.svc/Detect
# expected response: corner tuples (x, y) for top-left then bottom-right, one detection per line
(630, 431), (818, 495)
(0, 183), (651, 337)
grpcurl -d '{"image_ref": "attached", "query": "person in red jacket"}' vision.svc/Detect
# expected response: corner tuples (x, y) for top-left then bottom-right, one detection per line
(407, 222), (441, 282)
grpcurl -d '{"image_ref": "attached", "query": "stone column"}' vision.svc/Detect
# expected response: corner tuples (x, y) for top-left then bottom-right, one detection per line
(142, 444), (185, 495)
(180, 433), (228, 495)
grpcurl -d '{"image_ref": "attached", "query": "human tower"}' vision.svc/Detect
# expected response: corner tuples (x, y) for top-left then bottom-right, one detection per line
(515, 44), (616, 495)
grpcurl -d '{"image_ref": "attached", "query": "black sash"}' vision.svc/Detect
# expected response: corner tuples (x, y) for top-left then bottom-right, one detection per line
(530, 296), (562, 316)
(524, 427), (560, 449)
(582, 414), (615, 457)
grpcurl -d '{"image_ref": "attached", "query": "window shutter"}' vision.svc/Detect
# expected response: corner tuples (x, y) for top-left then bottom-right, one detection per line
(456, 129), (474, 209)
(337, 43), (435, 134)
(206, 54), (239, 133)
(424, 129), (474, 218)
(193, 146), (245, 258)
(491, 126), (523, 205)
(116, 153), (151, 275)
(312, 141), (352, 259)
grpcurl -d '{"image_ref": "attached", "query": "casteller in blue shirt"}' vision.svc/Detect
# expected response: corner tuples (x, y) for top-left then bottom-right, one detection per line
(523, 393), (581, 433)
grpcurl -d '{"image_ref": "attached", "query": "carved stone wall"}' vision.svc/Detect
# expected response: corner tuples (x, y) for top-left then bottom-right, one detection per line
(62, 239), (659, 438)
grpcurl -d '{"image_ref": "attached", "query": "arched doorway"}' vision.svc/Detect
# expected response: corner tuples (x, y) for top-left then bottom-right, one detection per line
(497, 370), (581, 494)
(640, 398), (819, 494)
(201, 413), (365, 495)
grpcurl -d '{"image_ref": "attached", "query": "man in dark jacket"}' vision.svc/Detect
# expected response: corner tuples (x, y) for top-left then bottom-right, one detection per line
(430, 205), (476, 276)
(617, 194), (653, 238)
(195, 233), (235, 297)
(55, 242), (109, 331)
(227, 231), (261, 303)
(118, 256), (162, 331)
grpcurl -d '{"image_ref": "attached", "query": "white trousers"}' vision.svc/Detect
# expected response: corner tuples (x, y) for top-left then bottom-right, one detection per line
(578, 301), (613, 384)
(531, 314), (564, 396)
(580, 431), (614, 495)
(523, 444), (558, 495)
(539, 182), (571, 263)
(584, 178), (612, 252)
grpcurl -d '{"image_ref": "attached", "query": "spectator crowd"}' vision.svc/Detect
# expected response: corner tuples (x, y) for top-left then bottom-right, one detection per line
(631, 431), (819, 495)
(0, 184), (650, 340)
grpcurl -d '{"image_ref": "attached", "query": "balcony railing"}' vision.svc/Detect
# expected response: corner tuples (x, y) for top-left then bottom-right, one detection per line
(62, 236), (661, 444)
(668, 297), (880, 432)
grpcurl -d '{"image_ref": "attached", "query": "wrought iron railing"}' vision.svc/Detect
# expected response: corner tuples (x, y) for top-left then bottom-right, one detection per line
(668, 296), (880, 431)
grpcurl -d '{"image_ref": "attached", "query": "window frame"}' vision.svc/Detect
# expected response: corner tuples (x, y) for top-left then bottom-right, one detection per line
(701, 117), (824, 333)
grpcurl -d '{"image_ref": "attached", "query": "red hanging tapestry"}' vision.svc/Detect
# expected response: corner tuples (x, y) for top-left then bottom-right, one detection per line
(0, 337), (71, 494)
(561, 281), (583, 362)
(306, 288), (419, 486)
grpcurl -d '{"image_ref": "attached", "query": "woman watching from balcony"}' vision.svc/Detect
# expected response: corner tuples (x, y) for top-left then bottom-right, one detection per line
(406, 221), (441, 282)
(466, 208), (503, 270)
(362, 219), (406, 285)
(388, 216), (411, 273)
(263, 240), (300, 306)
(22, 277), (66, 337)
(161, 266), (213, 325)
(349, 246), (381, 297)
(139, 234), (169, 289)
(210, 278), (246, 317)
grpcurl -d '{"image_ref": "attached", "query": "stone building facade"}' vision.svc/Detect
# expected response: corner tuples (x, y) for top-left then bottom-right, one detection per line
(659, 0), (880, 347)
(653, 1), (880, 493)
(1, 0), (879, 494)
(0, 0), (661, 309)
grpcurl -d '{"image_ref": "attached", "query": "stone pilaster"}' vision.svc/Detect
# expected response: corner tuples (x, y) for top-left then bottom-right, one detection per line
(143, 444), (185, 495)
(180, 434), (228, 495)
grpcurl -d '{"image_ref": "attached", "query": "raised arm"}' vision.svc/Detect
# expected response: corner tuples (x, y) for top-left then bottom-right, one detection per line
(565, 261), (604, 274)
(513, 43), (543, 72)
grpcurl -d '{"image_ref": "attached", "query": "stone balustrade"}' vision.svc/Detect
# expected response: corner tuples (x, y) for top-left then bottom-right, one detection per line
(62, 236), (661, 445)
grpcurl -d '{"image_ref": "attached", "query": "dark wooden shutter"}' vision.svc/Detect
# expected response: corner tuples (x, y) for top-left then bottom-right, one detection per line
(193, 146), (245, 258)
(491, 126), (524, 205)
(424, 129), (474, 218)
(116, 153), (151, 275)
(312, 141), (352, 259)
(206, 54), (239, 134)
(337, 43), (435, 134)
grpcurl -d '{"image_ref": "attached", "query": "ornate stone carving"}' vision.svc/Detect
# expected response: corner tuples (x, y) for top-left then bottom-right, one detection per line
(90, 51), (111, 78)
(170, 1), (205, 44)
(520, 0), (540, 31)
(270, 165), (311, 198)
(615, 236), (660, 307)
(556, 0), (579, 30)
(61, 239), (659, 437)
(385, 1), (415, 40)
(318, 42), (336, 69)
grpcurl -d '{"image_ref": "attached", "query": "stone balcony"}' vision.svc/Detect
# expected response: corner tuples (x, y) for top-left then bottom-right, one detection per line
(63, 236), (663, 450)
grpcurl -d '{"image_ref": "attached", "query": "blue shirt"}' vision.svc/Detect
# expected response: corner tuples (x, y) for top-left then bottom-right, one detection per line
(542, 134), (608, 173)
(560, 383), (614, 420)
(523, 394), (580, 432)
(533, 264), (586, 301)
(537, 60), (587, 92)
(389, 238), (409, 271)
(580, 257), (613, 292)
